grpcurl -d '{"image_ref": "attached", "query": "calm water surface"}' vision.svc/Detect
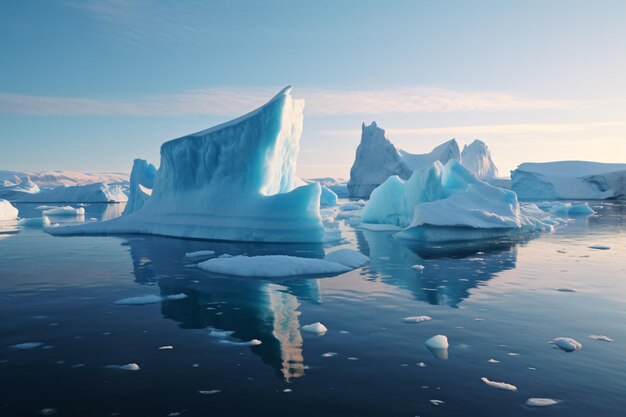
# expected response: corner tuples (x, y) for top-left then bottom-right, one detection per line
(1, 201), (625, 416)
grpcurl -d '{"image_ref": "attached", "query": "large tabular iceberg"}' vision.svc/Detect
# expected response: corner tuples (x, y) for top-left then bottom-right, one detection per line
(511, 161), (626, 199)
(48, 87), (328, 243)
(16, 182), (128, 203)
(361, 160), (553, 242)
(123, 159), (157, 215)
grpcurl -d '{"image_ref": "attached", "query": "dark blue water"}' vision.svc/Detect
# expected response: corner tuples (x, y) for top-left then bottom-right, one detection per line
(1, 201), (625, 416)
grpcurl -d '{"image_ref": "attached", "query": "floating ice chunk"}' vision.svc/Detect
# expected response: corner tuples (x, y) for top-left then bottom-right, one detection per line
(301, 322), (328, 335)
(537, 201), (595, 216)
(105, 363), (140, 371)
(411, 264), (425, 271)
(185, 250), (215, 259)
(481, 377), (517, 391)
(526, 398), (560, 407)
(425, 335), (449, 360)
(114, 293), (187, 305)
(10, 342), (43, 349)
(589, 245), (610, 250)
(321, 352), (338, 358)
(339, 202), (362, 211)
(199, 390), (221, 395)
(488, 359), (499, 364)
(18, 216), (51, 227)
(42, 206), (85, 216)
(197, 254), (361, 277)
(507, 352), (520, 356)
(0, 199), (18, 220)
(403, 316), (432, 323)
(320, 185), (338, 207)
(159, 346), (174, 350)
(417, 362), (426, 367)
(425, 335), (448, 349)
(430, 399), (445, 406)
(589, 335), (613, 342)
(347, 357), (359, 361)
(38, 408), (57, 416)
(550, 337), (582, 352)
(323, 249), (369, 268)
(219, 339), (262, 346)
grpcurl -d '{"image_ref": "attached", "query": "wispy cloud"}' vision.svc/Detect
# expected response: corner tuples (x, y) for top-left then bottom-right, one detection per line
(0, 86), (595, 117)
(320, 122), (626, 138)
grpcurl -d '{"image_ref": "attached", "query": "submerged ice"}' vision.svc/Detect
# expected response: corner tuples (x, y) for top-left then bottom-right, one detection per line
(47, 87), (329, 243)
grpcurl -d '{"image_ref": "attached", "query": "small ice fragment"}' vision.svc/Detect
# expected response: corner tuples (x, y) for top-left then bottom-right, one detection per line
(321, 352), (338, 358)
(219, 339), (262, 346)
(403, 316), (432, 324)
(114, 295), (163, 305)
(430, 400), (445, 406)
(39, 409), (57, 416)
(589, 245), (610, 250)
(339, 330), (349, 334)
(185, 250), (215, 258)
(42, 206), (85, 216)
(507, 352), (520, 356)
(199, 390), (221, 395)
(168, 413), (181, 417)
(159, 345), (173, 350)
(488, 359), (499, 364)
(417, 362), (426, 367)
(347, 357), (359, 361)
(105, 363), (140, 371)
(283, 388), (292, 393)
(551, 337), (582, 352)
(526, 398), (559, 407)
(301, 322), (328, 335)
(165, 293), (187, 300)
(71, 363), (85, 368)
(589, 335), (613, 342)
(10, 342), (43, 350)
(425, 335), (448, 349)
(481, 377), (517, 391)
(411, 264), (425, 271)
(209, 330), (234, 338)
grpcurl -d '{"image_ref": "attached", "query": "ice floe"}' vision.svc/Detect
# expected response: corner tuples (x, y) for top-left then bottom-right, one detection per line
(589, 335), (613, 342)
(526, 398), (560, 407)
(219, 339), (262, 346)
(114, 293), (188, 305)
(550, 337), (583, 352)
(480, 377), (517, 391)
(198, 390), (221, 395)
(104, 363), (140, 371)
(185, 250), (216, 258)
(42, 206), (85, 216)
(301, 322), (328, 335)
(10, 342), (44, 350)
(411, 264), (425, 271)
(18, 216), (51, 227)
(402, 316), (432, 323)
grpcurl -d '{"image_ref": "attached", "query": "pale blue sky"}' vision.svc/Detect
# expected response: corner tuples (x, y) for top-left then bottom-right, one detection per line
(1, 0), (625, 178)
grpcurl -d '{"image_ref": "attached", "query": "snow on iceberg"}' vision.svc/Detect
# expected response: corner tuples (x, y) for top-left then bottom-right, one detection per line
(123, 159), (157, 215)
(46, 87), (329, 243)
(16, 182), (128, 203)
(0, 199), (19, 220)
(347, 122), (460, 198)
(511, 161), (626, 200)
(361, 160), (553, 242)
(460, 139), (498, 178)
(197, 249), (368, 278)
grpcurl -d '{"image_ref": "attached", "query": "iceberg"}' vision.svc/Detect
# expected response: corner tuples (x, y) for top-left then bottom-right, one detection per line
(123, 159), (157, 215)
(0, 169), (129, 189)
(0, 178), (40, 200)
(47, 87), (329, 243)
(42, 206), (85, 216)
(319, 185), (338, 207)
(361, 160), (553, 242)
(0, 199), (18, 220)
(536, 201), (595, 216)
(460, 139), (498, 178)
(511, 161), (626, 199)
(16, 182), (128, 203)
(347, 122), (460, 198)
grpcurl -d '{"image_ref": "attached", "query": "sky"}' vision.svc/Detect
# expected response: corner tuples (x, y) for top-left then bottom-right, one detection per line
(1, 0), (626, 178)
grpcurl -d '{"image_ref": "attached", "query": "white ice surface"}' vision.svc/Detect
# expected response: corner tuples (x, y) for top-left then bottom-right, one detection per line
(0, 199), (19, 220)
(301, 322), (328, 335)
(481, 377), (517, 391)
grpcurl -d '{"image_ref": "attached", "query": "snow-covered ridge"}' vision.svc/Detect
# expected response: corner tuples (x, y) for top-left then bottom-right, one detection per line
(16, 182), (128, 203)
(48, 87), (329, 243)
(0, 170), (129, 188)
(511, 161), (626, 199)
(347, 122), (498, 198)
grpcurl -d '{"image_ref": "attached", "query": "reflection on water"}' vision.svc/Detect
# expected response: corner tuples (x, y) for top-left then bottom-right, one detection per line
(124, 236), (324, 381)
(357, 229), (522, 307)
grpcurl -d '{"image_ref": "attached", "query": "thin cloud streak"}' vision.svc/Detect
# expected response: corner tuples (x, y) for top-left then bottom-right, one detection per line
(0, 86), (596, 117)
